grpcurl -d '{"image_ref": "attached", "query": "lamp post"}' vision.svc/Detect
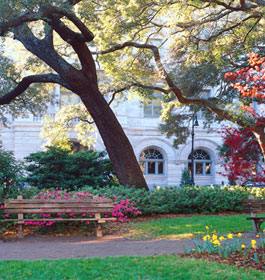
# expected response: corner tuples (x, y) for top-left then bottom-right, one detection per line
(191, 114), (199, 185)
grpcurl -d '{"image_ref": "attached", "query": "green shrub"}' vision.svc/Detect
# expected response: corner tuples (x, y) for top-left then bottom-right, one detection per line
(0, 148), (24, 193)
(24, 146), (116, 190)
(180, 167), (192, 186)
(79, 185), (265, 216)
(0, 147), (25, 230)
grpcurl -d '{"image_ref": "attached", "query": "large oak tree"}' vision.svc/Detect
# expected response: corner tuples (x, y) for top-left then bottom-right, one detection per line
(0, 0), (149, 189)
(2, 0), (265, 187)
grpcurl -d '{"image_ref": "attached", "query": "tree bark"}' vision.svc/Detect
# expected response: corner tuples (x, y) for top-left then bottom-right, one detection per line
(8, 22), (149, 190)
(253, 126), (265, 162)
(67, 76), (149, 190)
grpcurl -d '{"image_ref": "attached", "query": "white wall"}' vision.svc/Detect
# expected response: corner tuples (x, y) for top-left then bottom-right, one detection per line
(0, 88), (228, 187)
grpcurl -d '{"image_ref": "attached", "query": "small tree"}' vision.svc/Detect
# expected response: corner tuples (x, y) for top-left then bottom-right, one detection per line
(24, 146), (116, 190)
(180, 167), (192, 187)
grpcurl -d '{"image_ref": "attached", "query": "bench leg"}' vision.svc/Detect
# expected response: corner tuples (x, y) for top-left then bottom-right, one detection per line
(96, 223), (103, 238)
(252, 220), (264, 234)
(18, 224), (24, 239)
(256, 221), (263, 233)
(252, 220), (258, 234)
(17, 199), (24, 239)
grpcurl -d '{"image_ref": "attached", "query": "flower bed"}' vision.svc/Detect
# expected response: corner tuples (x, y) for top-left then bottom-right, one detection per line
(182, 226), (265, 272)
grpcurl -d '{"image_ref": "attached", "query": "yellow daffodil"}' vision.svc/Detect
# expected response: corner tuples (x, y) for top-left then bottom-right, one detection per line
(219, 236), (225, 241)
(205, 226), (209, 230)
(212, 234), (218, 240)
(212, 240), (221, 247)
(241, 244), (246, 249)
(203, 235), (210, 241)
(256, 234), (260, 238)
(238, 233), (242, 237)
(251, 240), (256, 249)
(227, 234), (233, 239)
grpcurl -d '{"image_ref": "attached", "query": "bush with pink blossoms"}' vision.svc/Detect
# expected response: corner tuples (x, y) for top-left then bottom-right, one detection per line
(112, 198), (142, 222)
(21, 189), (142, 227)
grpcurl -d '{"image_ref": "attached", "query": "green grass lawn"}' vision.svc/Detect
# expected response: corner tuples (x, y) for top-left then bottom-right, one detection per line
(127, 214), (254, 239)
(0, 256), (263, 280)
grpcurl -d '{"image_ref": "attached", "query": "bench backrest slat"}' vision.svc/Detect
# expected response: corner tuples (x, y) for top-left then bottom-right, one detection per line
(4, 198), (113, 204)
(4, 203), (114, 209)
(4, 196), (115, 215)
(242, 199), (265, 214)
(5, 208), (114, 214)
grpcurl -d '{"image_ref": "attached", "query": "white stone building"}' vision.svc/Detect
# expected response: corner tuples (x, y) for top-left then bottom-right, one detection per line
(0, 86), (227, 189)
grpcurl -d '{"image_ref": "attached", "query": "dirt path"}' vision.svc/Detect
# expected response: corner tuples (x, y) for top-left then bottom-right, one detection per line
(0, 235), (194, 260)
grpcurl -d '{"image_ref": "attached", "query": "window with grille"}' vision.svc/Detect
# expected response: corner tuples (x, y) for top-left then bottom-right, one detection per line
(188, 149), (212, 175)
(139, 148), (164, 175)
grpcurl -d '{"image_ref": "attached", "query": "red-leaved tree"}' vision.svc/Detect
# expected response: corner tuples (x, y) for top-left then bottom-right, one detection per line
(224, 53), (265, 163)
(218, 126), (265, 185)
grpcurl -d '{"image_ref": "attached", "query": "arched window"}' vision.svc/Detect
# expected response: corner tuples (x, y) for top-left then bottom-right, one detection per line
(139, 148), (164, 175)
(188, 149), (212, 175)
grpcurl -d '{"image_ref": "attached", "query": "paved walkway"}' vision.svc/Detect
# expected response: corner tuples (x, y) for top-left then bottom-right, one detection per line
(0, 235), (194, 260)
(0, 232), (261, 260)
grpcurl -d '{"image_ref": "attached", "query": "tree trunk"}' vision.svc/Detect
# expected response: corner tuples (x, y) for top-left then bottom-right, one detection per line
(253, 127), (265, 162)
(72, 79), (148, 190)
(10, 24), (148, 190)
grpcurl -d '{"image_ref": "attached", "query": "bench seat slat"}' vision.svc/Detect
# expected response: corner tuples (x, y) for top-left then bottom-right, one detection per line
(5, 208), (114, 214)
(4, 203), (115, 209)
(243, 209), (265, 213)
(5, 218), (117, 222)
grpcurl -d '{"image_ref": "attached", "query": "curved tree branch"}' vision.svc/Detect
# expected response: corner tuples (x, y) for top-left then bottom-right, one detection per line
(193, 14), (261, 42)
(176, 9), (233, 29)
(13, 24), (81, 84)
(2, 4), (97, 87)
(41, 8), (96, 82)
(94, 41), (249, 128)
(200, 0), (257, 11)
(0, 74), (72, 105)
(0, 12), (39, 36)
(41, 6), (94, 42)
(107, 83), (172, 105)
(0, 0), (83, 36)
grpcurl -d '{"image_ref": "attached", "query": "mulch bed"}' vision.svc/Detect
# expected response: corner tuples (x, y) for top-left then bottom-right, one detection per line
(0, 220), (131, 240)
(180, 247), (265, 272)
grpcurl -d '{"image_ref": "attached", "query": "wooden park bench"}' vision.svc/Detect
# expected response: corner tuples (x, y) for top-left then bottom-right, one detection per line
(4, 195), (116, 238)
(242, 195), (265, 234)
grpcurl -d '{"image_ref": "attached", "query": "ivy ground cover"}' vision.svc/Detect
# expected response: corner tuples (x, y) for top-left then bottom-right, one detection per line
(0, 256), (264, 280)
